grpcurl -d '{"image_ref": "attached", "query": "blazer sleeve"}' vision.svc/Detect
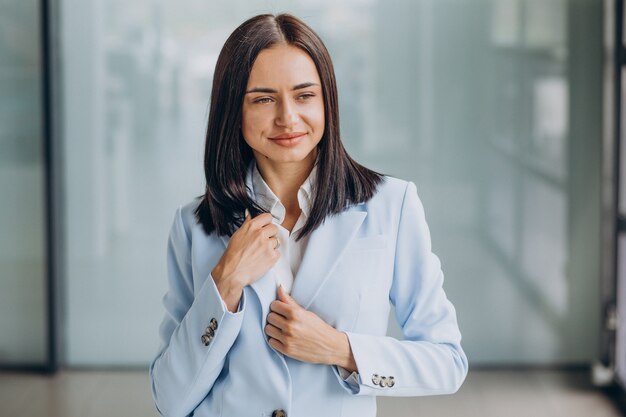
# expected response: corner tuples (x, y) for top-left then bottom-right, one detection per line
(149, 206), (246, 417)
(337, 181), (468, 396)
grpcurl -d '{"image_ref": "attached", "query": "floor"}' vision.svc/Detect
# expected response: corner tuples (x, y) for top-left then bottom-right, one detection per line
(0, 368), (623, 417)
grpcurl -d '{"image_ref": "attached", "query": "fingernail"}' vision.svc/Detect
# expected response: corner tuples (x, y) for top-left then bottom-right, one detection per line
(245, 208), (250, 218)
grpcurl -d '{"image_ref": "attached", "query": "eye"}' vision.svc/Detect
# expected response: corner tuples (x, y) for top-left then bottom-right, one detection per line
(297, 93), (316, 101)
(253, 97), (273, 104)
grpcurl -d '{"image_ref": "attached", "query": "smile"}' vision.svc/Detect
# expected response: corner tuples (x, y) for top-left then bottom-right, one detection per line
(269, 133), (307, 147)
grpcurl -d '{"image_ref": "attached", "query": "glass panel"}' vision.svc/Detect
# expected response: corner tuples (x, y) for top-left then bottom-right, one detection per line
(0, 0), (47, 365)
(60, 0), (600, 366)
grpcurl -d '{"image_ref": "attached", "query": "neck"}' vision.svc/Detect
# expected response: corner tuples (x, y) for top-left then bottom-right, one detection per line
(254, 150), (316, 210)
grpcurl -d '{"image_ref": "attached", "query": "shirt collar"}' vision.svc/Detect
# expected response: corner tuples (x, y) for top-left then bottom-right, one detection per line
(251, 161), (317, 224)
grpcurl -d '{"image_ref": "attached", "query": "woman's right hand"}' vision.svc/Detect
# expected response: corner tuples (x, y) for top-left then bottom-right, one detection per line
(211, 212), (280, 312)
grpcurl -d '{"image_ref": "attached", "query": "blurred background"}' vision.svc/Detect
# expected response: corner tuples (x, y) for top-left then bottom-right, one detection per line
(1, 0), (623, 416)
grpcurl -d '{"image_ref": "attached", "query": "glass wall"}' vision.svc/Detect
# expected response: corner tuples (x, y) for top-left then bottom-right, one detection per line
(60, 0), (602, 366)
(0, 0), (48, 366)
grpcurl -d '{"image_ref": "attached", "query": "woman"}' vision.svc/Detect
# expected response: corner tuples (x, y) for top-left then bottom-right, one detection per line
(150, 13), (468, 417)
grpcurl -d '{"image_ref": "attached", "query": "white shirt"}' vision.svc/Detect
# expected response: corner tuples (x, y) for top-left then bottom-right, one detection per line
(251, 161), (316, 294)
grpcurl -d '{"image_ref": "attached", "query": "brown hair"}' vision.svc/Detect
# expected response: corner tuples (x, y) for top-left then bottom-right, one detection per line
(195, 13), (384, 240)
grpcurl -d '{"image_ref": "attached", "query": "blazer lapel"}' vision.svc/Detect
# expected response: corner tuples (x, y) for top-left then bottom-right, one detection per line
(291, 208), (367, 309)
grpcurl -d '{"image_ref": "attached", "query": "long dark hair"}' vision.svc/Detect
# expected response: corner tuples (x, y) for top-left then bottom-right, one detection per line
(195, 13), (383, 240)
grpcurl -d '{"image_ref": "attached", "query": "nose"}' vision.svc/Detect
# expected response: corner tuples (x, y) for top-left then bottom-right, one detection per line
(275, 99), (298, 128)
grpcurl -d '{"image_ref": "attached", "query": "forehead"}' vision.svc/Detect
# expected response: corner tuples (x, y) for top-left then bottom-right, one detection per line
(247, 44), (321, 87)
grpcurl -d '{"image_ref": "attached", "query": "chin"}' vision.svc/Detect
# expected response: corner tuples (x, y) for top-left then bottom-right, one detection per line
(266, 152), (312, 164)
(258, 146), (318, 164)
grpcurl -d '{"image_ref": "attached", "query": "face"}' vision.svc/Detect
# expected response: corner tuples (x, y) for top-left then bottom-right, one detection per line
(242, 44), (325, 166)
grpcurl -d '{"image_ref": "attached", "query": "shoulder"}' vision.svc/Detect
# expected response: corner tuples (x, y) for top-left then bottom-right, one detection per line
(180, 197), (203, 226)
(169, 197), (203, 242)
(359, 174), (430, 223)
(368, 175), (413, 208)
(168, 196), (227, 258)
(378, 175), (411, 194)
(350, 176), (416, 229)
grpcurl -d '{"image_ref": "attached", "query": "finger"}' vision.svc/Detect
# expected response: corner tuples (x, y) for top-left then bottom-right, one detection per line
(267, 311), (288, 329)
(268, 235), (280, 250)
(264, 323), (284, 342)
(277, 284), (286, 302)
(268, 337), (285, 353)
(277, 284), (292, 304)
(250, 212), (273, 227)
(270, 299), (292, 318)
(261, 223), (279, 238)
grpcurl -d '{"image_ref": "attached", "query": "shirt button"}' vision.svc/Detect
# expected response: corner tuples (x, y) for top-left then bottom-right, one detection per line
(371, 374), (381, 386)
(272, 409), (286, 417)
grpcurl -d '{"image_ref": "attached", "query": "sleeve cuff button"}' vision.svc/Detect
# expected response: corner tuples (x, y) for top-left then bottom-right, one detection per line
(371, 374), (381, 386)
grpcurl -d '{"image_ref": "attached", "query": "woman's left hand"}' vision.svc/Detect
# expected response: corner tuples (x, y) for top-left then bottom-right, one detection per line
(265, 285), (357, 371)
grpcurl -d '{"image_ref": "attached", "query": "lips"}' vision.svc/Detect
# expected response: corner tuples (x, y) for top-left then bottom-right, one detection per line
(269, 132), (306, 140)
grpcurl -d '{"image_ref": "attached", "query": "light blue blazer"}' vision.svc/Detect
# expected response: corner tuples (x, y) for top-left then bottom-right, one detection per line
(149, 171), (468, 417)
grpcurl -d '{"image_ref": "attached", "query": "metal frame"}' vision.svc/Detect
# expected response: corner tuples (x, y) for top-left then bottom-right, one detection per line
(599, 0), (623, 384)
(600, 0), (615, 375)
(612, 0), (622, 378)
(41, 0), (62, 375)
(0, 0), (61, 374)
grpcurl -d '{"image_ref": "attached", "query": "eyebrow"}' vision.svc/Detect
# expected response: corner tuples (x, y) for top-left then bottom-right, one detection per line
(245, 82), (319, 94)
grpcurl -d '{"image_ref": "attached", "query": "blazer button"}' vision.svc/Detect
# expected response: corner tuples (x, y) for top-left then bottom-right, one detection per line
(272, 409), (286, 417)
(210, 318), (218, 331)
(371, 374), (381, 386)
(388, 376), (395, 387)
(380, 376), (388, 388)
(205, 326), (215, 337)
(201, 334), (211, 346)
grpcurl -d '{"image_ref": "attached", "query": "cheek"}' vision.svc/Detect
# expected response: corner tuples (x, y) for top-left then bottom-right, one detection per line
(305, 103), (325, 134)
(241, 109), (267, 142)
